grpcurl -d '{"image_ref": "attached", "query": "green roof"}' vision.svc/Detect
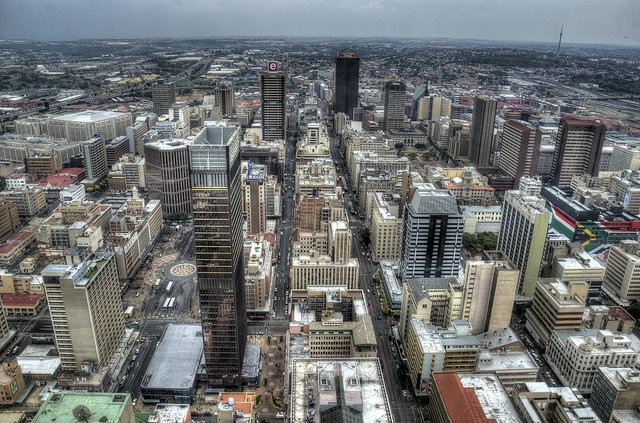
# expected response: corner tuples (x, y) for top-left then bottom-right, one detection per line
(32, 392), (132, 423)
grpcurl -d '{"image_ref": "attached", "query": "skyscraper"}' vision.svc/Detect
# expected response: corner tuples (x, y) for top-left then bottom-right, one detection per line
(469, 96), (497, 168)
(82, 134), (108, 181)
(42, 252), (125, 372)
(383, 81), (407, 131)
(499, 120), (542, 184)
(334, 49), (360, 119)
(215, 84), (235, 116)
(190, 124), (246, 388)
(243, 162), (267, 235)
(260, 63), (287, 142)
(152, 80), (176, 116)
(400, 188), (464, 280)
(497, 190), (551, 296)
(144, 138), (192, 215)
(551, 115), (607, 187)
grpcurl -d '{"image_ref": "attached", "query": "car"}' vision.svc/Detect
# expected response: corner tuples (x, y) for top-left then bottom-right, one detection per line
(135, 347), (141, 354)
(275, 412), (285, 418)
(132, 355), (138, 361)
(377, 315), (381, 320)
(256, 331), (265, 335)
(132, 398), (138, 406)
(402, 390), (408, 398)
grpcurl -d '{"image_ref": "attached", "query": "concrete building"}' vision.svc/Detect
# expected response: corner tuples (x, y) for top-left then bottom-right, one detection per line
(41, 252), (126, 372)
(512, 382), (602, 423)
(469, 96), (497, 168)
(0, 198), (20, 240)
(242, 162), (267, 235)
(152, 80), (176, 116)
(429, 372), (520, 423)
(0, 231), (37, 267)
(461, 205), (502, 234)
(308, 313), (377, 358)
(497, 190), (551, 296)
(82, 135), (108, 181)
(550, 250), (606, 298)
(25, 153), (62, 179)
(499, 120), (541, 185)
(215, 84), (235, 116)
(243, 235), (272, 310)
(461, 251), (519, 335)
(290, 255), (359, 290)
(0, 186), (47, 220)
(545, 329), (639, 394)
(370, 192), (402, 262)
(0, 359), (25, 405)
(295, 158), (337, 196)
(610, 144), (640, 172)
(427, 166), (496, 207)
(168, 102), (191, 138)
(551, 115), (607, 187)
(334, 48), (360, 119)
(126, 112), (158, 155)
(260, 66), (287, 142)
(105, 136), (130, 167)
(108, 154), (146, 191)
(48, 110), (132, 142)
(399, 276), (463, 342)
(144, 138), (192, 216)
(31, 392), (135, 423)
(590, 367), (640, 423)
(190, 124), (246, 388)
(400, 188), (463, 280)
(141, 324), (202, 404)
(383, 81), (406, 131)
(525, 279), (588, 348)
(603, 240), (640, 305)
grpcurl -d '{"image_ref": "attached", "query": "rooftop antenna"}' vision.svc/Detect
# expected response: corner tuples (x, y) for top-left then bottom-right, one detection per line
(556, 25), (563, 57)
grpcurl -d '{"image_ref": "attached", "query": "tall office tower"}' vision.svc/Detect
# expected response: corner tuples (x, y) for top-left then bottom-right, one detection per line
(260, 63), (287, 142)
(144, 139), (192, 215)
(383, 81), (407, 131)
(152, 80), (176, 116)
(499, 120), (542, 184)
(430, 95), (452, 122)
(215, 84), (235, 116)
(525, 279), (587, 346)
(243, 162), (267, 235)
(461, 251), (519, 335)
(330, 221), (352, 264)
(190, 124), (246, 388)
(82, 135), (108, 180)
(469, 96), (497, 168)
(41, 252), (125, 372)
(168, 102), (191, 138)
(334, 49), (360, 119)
(602, 240), (640, 305)
(551, 115), (607, 187)
(497, 191), (551, 296)
(400, 188), (464, 281)
(590, 367), (640, 423)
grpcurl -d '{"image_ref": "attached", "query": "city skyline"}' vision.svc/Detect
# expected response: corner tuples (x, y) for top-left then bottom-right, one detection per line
(1, 0), (639, 46)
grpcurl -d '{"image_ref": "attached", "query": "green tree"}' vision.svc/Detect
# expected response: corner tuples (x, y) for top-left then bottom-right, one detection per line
(414, 143), (427, 150)
(406, 152), (417, 160)
(463, 233), (478, 248)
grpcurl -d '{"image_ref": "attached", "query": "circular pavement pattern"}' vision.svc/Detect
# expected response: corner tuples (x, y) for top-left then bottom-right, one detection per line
(170, 263), (196, 277)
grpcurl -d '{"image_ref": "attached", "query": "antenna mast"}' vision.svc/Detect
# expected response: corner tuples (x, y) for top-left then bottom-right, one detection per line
(556, 25), (564, 57)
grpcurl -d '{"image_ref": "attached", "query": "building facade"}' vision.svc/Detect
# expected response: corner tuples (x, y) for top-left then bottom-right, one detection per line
(152, 80), (176, 116)
(144, 139), (192, 215)
(499, 120), (541, 184)
(260, 67), (287, 142)
(333, 48), (360, 119)
(469, 96), (497, 168)
(383, 81), (406, 131)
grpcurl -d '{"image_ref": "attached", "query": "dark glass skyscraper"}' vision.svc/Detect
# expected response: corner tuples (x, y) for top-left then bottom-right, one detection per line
(190, 124), (247, 388)
(469, 95), (497, 168)
(260, 65), (287, 142)
(383, 81), (407, 131)
(334, 49), (360, 119)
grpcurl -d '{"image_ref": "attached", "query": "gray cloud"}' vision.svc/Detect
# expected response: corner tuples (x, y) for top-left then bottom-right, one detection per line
(0, 0), (638, 45)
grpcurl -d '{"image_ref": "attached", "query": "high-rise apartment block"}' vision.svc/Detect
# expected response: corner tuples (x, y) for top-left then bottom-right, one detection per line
(144, 138), (192, 216)
(603, 240), (640, 305)
(152, 80), (176, 116)
(400, 188), (463, 280)
(190, 124), (246, 388)
(383, 81), (406, 131)
(525, 279), (588, 347)
(260, 64), (287, 142)
(497, 191), (551, 296)
(499, 120), (541, 184)
(551, 115), (607, 187)
(42, 252), (125, 372)
(334, 48), (360, 119)
(215, 84), (235, 116)
(469, 96), (497, 168)
(461, 251), (519, 335)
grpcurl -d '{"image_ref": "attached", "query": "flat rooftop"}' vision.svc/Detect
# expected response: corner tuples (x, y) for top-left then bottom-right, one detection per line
(32, 392), (131, 423)
(141, 324), (203, 391)
(52, 110), (126, 123)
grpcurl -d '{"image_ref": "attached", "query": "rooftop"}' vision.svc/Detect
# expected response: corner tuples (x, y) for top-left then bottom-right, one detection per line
(52, 110), (127, 123)
(32, 392), (132, 423)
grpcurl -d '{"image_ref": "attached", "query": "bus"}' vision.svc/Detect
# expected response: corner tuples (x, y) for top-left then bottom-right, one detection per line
(165, 281), (173, 294)
(124, 306), (135, 318)
(168, 297), (175, 310)
(155, 279), (161, 288)
(162, 298), (171, 310)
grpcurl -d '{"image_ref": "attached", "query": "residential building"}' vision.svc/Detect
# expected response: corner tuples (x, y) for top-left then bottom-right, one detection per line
(333, 48), (360, 119)
(400, 188), (463, 280)
(545, 329), (639, 394)
(260, 65), (287, 142)
(499, 120), (541, 184)
(370, 192), (402, 261)
(590, 367), (640, 422)
(603, 240), (640, 305)
(144, 138), (192, 215)
(42, 252), (126, 372)
(461, 251), (519, 335)
(551, 115), (607, 187)
(82, 134), (108, 181)
(497, 190), (551, 296)
(383, 81), (406, 131)
(190, 124), (246, 388)
(152, 80), (176, 116)
(525, 279), (588, 348)
(469, 96), (497, 168)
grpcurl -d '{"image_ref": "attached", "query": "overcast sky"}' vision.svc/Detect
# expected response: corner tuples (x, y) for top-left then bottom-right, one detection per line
(1, 0), (639, 46)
